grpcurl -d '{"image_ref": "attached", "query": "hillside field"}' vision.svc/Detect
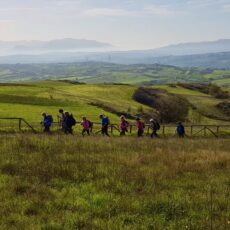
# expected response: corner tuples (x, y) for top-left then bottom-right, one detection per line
(0, 81), (229, 132)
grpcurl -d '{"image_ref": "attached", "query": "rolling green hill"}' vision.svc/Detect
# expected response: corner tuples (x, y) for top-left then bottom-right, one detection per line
(0, 81), (229, 127)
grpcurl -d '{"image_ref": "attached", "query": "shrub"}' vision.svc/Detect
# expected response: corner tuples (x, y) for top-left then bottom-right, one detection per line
(209, 84), (229, 99)
(155, 95), (189, 123)
(133, 87), (189, 123)
(216, 102), (230, 116)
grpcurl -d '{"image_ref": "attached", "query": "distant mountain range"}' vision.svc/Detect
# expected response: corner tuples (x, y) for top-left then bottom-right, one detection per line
(153, 39), (230, 56)
(0, 38), (112, 55)
(0, 38), (230, 69)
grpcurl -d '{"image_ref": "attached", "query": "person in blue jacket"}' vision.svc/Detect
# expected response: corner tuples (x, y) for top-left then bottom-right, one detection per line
(99, 114), (110, 137)
(177, 122), (185, 138)
(41, 112), (53, 133)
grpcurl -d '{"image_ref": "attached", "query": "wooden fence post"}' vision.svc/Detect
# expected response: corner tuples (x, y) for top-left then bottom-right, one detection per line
(190, 125), (193, 136)
(216, 126), (219, 137)
(130, 125), (133, 134)
(19, 118), (22, 131)
(111, 125), (113, 135)
(147, 125), (150, 135)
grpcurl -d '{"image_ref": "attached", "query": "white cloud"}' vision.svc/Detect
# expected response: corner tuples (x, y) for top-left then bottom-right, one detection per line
(81, 5), (179, 18)
(187, 0), (230, 7)
(143, 5), (179, 16)
(81, 8), (136, 17)
(0, 7), (40, 12)
(223, 4), (230, 12)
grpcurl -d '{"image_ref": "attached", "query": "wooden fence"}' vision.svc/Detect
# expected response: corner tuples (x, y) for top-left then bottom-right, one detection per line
(0, 117), (230, 137)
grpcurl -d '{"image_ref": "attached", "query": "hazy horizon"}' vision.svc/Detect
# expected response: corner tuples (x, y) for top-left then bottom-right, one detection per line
(0, 0), (230, 50)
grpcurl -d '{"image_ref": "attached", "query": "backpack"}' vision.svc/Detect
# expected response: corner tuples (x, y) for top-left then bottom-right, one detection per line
(69, 114), (76, 126)
(155, 122), (160, 130)
(88, 120), (93, 128)
(47, 115), (53, 123)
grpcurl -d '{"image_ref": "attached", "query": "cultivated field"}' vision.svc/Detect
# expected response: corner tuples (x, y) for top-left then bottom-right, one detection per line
(0, 135), (229, 229)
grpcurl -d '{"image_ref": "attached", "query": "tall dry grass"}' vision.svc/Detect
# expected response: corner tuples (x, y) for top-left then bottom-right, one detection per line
(0, 135), (229, 229)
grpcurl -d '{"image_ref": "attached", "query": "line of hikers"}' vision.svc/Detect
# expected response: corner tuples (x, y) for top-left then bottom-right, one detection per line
(41, 109), (186, 138)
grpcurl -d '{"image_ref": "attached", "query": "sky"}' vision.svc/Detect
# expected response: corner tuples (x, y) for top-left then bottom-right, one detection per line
(0, 0), (230, 50)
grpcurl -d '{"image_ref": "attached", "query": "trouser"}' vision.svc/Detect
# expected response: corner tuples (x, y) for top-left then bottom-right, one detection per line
(120, 128), (126, 136)
(82, 129), (90, 136)
(43, 126), (51, 133)
(65, 126), (73, 135)
(102, 125), (110, 136)
(151, 130), (159, 138)
(138, 129), (143, 137)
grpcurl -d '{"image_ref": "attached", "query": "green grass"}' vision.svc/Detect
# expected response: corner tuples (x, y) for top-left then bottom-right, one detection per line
(0, 135), (230, 229)
(0, 63), (230, 85)
(151, 85), (207, 96)
(0, 81), (229, 125)
(0, 82), (153, 123)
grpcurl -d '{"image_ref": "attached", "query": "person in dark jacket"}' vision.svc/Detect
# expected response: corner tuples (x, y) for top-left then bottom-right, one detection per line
(64, 112), (74, 134)
(177, 122), (185, 138)
(149, 118), (160, 138)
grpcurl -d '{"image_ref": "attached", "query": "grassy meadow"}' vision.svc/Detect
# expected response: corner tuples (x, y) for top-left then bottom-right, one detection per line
(0, 81), (155, 124)
(0, 135), (229, 229)
(0, 78), (229, 229)
(0, 81), (229, 128)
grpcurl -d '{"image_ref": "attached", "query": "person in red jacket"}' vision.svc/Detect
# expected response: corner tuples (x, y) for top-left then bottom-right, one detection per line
(119, 115), (129, 136)
(136, 117), (145, 137)
(81, 116), (91, 136)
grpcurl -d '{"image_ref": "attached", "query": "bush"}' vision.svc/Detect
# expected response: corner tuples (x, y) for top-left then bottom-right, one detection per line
(216, 102), (230, 116)
(178, 83), (229, 99)
(209, 84), (229, 99)
(155, 95), (189, 123)
(133, 87), (189, 123)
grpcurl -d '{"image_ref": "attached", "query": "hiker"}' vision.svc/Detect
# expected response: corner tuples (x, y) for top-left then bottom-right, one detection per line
(63, 112), (76, 134)
(81, 117), (91, 136)
(58, 108), (65, 131)
(136, 117), (145, 137)
(99, 114), (110, 137)
(149, 118), (160, 138)
(41, 112), (53, 133)
(177, 122), (185, 138)
(119, 115), (129, 136)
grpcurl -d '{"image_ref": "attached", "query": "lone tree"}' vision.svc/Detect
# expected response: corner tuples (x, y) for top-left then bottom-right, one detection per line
(155, 95), (189, 123)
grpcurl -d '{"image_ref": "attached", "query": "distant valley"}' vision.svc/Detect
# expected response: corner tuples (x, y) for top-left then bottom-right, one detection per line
(0, 62), (230, 86)
(0, 39), (230, 69)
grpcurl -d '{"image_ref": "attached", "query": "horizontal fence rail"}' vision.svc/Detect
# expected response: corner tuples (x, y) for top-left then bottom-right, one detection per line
(0, 117), (230, 137)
